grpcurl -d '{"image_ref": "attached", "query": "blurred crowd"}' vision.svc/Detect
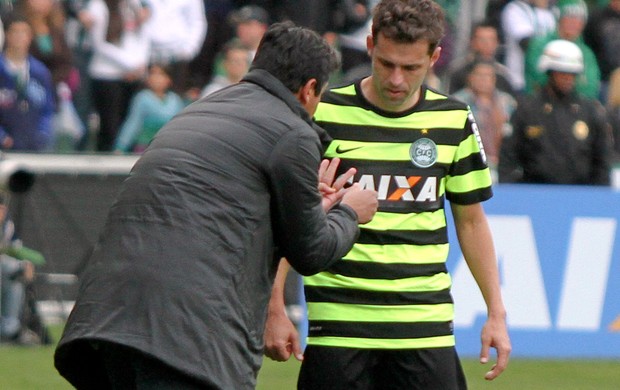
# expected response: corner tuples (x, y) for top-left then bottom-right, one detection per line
(0, 0), (619, 163)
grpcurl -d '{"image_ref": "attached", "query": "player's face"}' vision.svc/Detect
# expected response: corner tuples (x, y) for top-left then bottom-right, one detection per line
(366, 33), (440, 112)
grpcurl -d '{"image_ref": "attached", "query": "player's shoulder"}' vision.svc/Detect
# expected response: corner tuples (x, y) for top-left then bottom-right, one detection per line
(422, 85), (469, 112)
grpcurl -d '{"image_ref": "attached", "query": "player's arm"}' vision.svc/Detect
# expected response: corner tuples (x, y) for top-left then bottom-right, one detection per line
(264, 259), (302, 362)
(264, 158), (363, 361)
(451, 202), (511, 381)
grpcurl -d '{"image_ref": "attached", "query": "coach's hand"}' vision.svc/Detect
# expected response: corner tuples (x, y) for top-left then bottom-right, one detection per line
(341, 183), (378, 224)
(264, 308), (303, 362)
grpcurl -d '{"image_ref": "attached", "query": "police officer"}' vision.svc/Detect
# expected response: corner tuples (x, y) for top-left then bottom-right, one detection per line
(499, 39), (612, 185)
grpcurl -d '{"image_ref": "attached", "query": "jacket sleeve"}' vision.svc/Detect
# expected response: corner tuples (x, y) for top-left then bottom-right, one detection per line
(268, 127), (359, 276)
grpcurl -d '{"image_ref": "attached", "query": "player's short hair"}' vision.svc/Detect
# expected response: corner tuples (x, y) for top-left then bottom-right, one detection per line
(371, 0), (445, 55)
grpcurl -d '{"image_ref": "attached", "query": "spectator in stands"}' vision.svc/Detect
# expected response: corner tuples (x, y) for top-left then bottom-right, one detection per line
(0, 190), (44, 345)
(499, 39), (612, 185)
(500, 0), (556, 92)
(336, 1), (378, 83)
(229, 5), (269, 61)
(200, 39), (249, 97)
(62, 0), (96, 150)
(20, 0), (86, 152)
(145, 0), (207, 98)
(583, 0), (620, 104)
(279, 0), (372, 76)
(84, 0), (151, 152)
(113, 63), (185, 153)
(448, 21), (516, 96)
(19, 0), (77, 98)
(277, 0), (370, 38)
(0, 239), (35, 344)
(0, 13), (55, 151)
(454, 59), (517, 182)
(485, 0), (512, 48)
(187, 1), (236, 98)
(206, 4), (268, 92)
(524, 0), (601, 100)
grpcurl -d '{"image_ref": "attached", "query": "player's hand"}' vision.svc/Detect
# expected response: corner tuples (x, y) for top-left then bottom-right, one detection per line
(264, 309), (303, 362)
(480, 314), (511, 380)
(341, 183), (378, 224)
(318, 158), (356, 211)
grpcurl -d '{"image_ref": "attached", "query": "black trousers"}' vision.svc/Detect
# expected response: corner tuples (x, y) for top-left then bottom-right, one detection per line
(79, 341), (215, 390)
(90, 79), (140, 152)
(298, 345), (468, 390)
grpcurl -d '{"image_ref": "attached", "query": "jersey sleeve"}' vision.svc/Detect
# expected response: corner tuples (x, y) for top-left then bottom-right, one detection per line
(445, 108), (493, 205)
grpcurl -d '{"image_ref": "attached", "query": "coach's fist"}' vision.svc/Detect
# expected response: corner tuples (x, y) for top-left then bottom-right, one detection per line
(341, 183), (378, 224)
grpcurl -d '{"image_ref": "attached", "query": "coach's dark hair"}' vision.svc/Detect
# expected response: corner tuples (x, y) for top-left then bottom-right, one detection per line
(250, 21), (341, 95)
(371, 0), (445, 55)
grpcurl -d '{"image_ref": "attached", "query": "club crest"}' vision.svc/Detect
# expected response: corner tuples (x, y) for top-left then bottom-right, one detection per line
(410, 138), (438, 168)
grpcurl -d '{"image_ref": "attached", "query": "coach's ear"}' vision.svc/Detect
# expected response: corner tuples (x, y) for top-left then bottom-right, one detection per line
(296, 78), (322, 116)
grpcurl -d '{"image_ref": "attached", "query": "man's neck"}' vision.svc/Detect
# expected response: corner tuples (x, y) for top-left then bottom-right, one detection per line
(360, 76), (421, 113)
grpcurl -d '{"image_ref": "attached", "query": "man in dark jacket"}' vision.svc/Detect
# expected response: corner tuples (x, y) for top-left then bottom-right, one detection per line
(499, 39), (611, 185)
(54, 21), (378, 389)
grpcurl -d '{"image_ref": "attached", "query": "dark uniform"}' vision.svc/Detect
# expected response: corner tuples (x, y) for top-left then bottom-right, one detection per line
(499, 86), (612, 185)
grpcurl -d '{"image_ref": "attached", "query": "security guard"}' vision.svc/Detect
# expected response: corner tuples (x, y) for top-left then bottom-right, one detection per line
(499, 39), (612, 185)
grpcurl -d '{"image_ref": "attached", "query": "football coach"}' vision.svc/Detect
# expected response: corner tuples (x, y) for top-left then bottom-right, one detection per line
(54, 21), (378, 389)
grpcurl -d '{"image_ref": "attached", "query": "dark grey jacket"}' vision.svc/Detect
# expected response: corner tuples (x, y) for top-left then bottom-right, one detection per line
(54, 69), (359, 389)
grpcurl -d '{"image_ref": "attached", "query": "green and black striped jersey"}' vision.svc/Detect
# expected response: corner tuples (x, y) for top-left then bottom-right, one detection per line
(305, 82), (493, 350)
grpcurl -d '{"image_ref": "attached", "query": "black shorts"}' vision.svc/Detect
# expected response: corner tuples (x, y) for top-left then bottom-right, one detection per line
(298, 345), (467, 390)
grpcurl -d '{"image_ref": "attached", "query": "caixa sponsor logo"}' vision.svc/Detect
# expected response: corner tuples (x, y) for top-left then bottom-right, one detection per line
(351, 174), (438, 202)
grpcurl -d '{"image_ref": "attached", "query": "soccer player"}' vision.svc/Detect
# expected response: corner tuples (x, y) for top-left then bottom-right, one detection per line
(264, 1), (511, 388)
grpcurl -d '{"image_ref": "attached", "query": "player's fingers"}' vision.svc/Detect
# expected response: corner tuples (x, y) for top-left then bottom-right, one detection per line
(290, 333), (304, 361)
(274, 344), (293, 362)
(322, 157), (340, 185)
(318, 182), (335, 194)
(487, 343), (511, 380)
(479, 339), (490, 364)
(264, 339), (293, 362)
(484, 363), (500, 381)
(318, 159), (330, 182)
(333, 167), (356, 190)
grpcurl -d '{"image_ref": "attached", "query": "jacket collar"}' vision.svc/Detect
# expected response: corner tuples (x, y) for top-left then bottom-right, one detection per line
(241, 69), (330, 144)
(242, 69), (310, 121)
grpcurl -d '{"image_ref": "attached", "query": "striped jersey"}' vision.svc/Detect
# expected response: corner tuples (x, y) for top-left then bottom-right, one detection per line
(304, 82), (493, 350)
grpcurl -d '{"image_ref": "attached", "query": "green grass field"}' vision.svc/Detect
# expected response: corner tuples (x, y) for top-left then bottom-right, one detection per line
(1, 325), (618, 389)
